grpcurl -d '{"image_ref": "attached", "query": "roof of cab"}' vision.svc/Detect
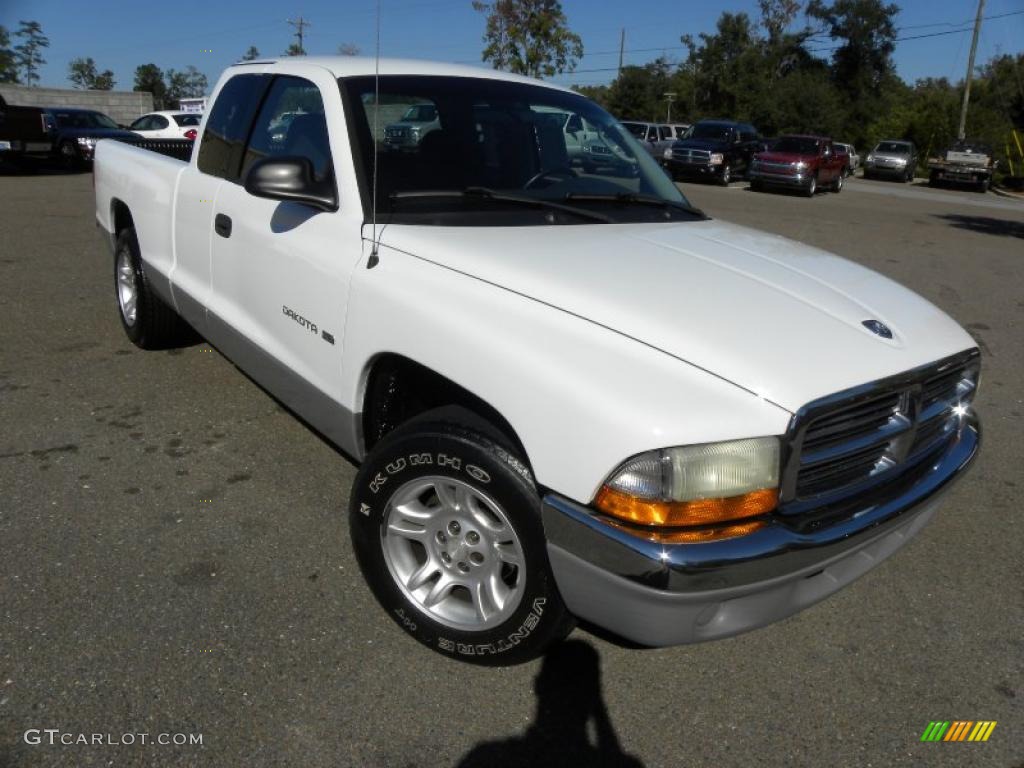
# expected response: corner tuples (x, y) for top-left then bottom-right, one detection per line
(227, 56), (575, 93)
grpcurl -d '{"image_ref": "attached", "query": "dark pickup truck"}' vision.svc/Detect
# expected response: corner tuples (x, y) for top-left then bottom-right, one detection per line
(662, 119), (762, 185)
(0, 94), (52, 166)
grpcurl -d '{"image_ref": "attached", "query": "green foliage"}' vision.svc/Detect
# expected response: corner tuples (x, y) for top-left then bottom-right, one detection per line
(14, 20), (48, 87)
(68, 57), (116, 90)
(134, 63), (168, 109)
(0, 25), (18, 83)
(571, 1), (1020, 177)
(472, 0), (583, 79)
(241, 46), (261, 62)
(284, 43), (306, 57)
(165, 66), (208, 106)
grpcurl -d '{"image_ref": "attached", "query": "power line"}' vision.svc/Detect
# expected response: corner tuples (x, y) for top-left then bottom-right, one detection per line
(287, 16), (312, 54)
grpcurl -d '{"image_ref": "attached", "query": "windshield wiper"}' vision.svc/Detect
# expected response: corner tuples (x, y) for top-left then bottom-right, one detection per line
(389, 187), (614, 223)
(563, 192), (706, 219)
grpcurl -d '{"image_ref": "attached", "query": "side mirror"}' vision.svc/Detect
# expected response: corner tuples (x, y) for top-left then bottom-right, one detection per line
(244, 156), (338, 212)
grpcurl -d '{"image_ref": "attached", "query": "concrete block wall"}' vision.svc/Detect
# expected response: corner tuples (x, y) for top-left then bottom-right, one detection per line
(0, 86), (154, 126)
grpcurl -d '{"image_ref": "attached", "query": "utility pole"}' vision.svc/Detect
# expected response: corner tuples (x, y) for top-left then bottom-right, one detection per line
(287, 16), (311, 55)
(957, 0), (985, 140)
(663, 92), (676, 123)
(618, 28), (625, 75)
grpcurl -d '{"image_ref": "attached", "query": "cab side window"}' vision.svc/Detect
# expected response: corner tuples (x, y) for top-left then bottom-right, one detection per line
(659, 126), (672, 140)
(242, 76), (332, 182)
(196, 74), (270, 181)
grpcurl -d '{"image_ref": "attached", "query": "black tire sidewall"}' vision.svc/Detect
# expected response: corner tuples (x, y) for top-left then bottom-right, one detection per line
(114, 229), (148, 345)
(349, 419), (569, 665)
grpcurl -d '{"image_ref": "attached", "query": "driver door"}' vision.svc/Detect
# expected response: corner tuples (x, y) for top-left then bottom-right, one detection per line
(208, 72), (364, 441)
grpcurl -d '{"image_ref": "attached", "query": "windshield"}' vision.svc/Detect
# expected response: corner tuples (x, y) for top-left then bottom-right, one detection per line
(342, 76), (694, 226)
(53, 111), (119, 129)
(875, 142), (910, 154)
(620, 122), (647, 139)
(773, 137), (820, 154)
(689, 123), (733, 141)
(400, 104), (438, 122)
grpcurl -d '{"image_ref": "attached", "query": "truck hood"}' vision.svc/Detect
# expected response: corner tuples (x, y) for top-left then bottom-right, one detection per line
(379, 220), (975, 412)
(672, 138), (730, 152)
(754, 151), (809, 165)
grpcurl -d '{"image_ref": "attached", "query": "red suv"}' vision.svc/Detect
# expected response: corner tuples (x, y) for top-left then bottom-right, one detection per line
(748, 135), (846, 196)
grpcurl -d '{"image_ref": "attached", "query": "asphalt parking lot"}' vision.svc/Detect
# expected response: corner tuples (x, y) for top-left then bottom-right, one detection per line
(1, 169), (1021, 768)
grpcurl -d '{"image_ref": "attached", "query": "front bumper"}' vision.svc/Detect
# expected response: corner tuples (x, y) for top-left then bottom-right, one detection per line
(748, 168), (811, 187)
(663, 159), (724, 179)
(542, 416), (979, 647)
(864, 163), (908, 177)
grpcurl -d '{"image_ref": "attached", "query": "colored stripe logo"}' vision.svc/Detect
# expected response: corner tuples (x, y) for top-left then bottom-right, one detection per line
(920, 721), (997, 742)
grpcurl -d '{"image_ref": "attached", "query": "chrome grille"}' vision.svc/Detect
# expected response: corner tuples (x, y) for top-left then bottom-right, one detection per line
(671, 148), (710, 163)
(782, 351), (979, 505)
(754, 161), (797, 173)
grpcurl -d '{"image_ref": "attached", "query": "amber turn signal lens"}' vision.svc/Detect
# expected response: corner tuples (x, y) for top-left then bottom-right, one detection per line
(593, 485), (778, 527)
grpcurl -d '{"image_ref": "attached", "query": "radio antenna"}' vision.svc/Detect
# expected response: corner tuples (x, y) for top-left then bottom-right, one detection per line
(368, 0), (382, 268)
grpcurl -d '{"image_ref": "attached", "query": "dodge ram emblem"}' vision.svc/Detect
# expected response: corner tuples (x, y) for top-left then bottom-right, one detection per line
(862, 319), (893, 339)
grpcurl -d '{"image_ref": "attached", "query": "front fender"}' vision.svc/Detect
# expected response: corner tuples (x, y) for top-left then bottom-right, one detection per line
(340, 244), (791, 504)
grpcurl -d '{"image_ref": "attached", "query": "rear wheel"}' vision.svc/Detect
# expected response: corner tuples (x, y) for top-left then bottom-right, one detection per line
(349, 408), (574, 665)
(832, 172), (843, 193)
(978, 178), (990, 193)
(114, 227), (193, 349)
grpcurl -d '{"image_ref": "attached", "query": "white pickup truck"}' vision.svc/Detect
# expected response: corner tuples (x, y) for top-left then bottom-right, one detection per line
(94, 57), (981, 665)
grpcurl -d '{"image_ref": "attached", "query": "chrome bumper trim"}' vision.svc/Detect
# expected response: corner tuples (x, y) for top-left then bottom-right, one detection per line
(541, 415), (978, 595)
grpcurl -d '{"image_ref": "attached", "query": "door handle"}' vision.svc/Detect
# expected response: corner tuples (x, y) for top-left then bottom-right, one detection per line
(214, 213), (232, 238)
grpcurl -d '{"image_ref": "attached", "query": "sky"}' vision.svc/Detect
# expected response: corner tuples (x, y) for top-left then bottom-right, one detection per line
(2, 0), (1022, 95)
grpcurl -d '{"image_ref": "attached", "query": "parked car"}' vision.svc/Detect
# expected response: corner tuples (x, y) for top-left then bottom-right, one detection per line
(129, 111), (202, 140)
(669, 123), (691, 139)
(95, 56), (980, 665)
(748, 134), (846, 196)
(834, 142), (860, 176)
(383, 102), (440, 150)
(928, 139), (996, 192)
(663, 119), (762, 185)
(863, 140), (917, 182)
(41, 107), (139, 169)
(0, 93), (52, 167)
(620, 121), (675, 159)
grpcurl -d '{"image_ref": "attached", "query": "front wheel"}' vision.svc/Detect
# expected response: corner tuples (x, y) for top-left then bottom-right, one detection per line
(804, 174), (817, 197)
(57, 141), (81, 171)
(717, 164), (732, 186)
(349, 408), (574, 665)
(978, 178), (990, 193)
(832, 172), (843, 193)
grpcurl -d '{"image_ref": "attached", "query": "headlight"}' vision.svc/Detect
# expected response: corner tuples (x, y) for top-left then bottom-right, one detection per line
(793, 161), (808, 169)
(76, 137), (96, 147)
(865, 154), (875, 163)
(893, 157), (907, 166)
(709, 153), (724, 165)
(663, 147), (673, 159)
(594, 437), (780, 529)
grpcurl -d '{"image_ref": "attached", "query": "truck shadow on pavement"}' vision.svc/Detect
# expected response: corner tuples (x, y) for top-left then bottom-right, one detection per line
(932, 213), (1024, 239)
(454, 639), (646, 768)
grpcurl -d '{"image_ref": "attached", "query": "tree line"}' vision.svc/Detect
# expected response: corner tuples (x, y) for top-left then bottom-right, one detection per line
(476, 0), (1023, 172)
